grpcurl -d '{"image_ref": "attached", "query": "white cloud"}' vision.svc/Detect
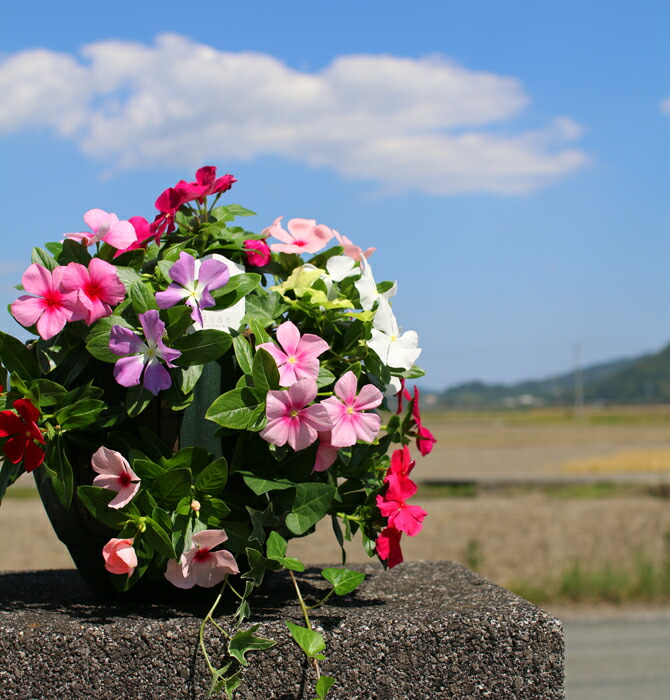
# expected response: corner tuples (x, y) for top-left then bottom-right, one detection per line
(661, 97), (670, 116)
(0, 33), (587, 195)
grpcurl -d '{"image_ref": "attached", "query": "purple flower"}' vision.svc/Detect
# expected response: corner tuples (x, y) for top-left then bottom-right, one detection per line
(109, 310), (181, 395)
(155, 252), (230, 326)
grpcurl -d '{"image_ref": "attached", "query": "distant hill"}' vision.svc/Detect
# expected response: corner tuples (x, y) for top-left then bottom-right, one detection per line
(435, 350), (662, 407)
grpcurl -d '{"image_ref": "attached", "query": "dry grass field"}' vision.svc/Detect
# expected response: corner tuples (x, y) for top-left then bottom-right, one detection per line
(3, 406), (670, 607)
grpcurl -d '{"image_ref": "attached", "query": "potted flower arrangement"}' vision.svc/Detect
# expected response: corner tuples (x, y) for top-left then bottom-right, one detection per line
(0, 166), (435, 697)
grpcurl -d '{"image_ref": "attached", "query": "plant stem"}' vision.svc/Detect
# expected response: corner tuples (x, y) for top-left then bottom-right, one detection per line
(288, 570), (321, 679)
(198, 578), (228, 674)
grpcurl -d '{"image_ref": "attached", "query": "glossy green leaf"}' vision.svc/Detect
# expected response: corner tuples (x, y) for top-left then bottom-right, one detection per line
(173, 329), (232, 365)
(143, 517), (176, 558)
(129, 279), (158, 315)
(0, 331), (40, 380)
(232, 335), (253, 374)
(56, 399), (105, 429)
(194, 456), (228, 495)
(152, 467), (192, 507)
(31, 247), (58, 271)
(132, 458), (168, 480)
(77, 486), (131, 529)
(240, 474), (295, 495)
(44, 438), (74, 509)
(205, 387), (262, 429)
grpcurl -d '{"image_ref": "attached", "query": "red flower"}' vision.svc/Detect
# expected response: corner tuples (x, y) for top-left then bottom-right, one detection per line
(395, 378), (412, 415)
(0, 398), (45, 472)
(376, 526), (403, 568)
(411, 386), (436, 456)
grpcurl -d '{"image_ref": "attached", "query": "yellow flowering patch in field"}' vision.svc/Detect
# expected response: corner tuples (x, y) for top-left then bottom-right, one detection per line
(562, 449), (670, 473)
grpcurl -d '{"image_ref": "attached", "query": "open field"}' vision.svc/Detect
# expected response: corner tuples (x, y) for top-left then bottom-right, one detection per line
(3, 407), (670, 607)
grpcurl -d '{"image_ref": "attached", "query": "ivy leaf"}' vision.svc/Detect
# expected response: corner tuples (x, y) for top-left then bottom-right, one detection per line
(228, 624), (276, 666)
(321, 568), (365, 595)
(208, 666), (241, 699)
(265, 531), (305, 572)
(285, 483), (336, 536)
(285, 622), (326, 660)
(239, 473), (294, 495)
(315, 676), (336, 699)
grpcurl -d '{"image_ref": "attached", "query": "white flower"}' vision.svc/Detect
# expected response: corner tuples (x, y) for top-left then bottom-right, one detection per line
(355, 262), (396, 311)
(368, 297), (421, 371)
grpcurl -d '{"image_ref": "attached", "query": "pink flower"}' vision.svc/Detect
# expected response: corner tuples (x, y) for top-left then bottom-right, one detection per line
(109, 310), (181, 395)
(102, 538), (138, 577)
(113, 216), (152, 257)
(165, 529), (239, 589)
(0, 398), (45, 472)
(11, 264), (78, 340)
(376, 476), (427, 537)
(333, 230), (376, 264)
(313, 430), (338, 472)
(61, 259), (126, 325)
(64, 209), (137, 250)
(386, 446), (416, 480)
(321, 372), (383, 448)
(376, 526), (403, 568)
(412, 386), (436, 456)
(91, 446), (140, 509)
(257, 321), (329, 387)
(260, 378), (331, 452)
(244, 239), (271, 266)
(263, 217), (333, 255)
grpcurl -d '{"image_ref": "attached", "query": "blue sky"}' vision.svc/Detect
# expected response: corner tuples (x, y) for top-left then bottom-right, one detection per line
(2, 1), (670, 389)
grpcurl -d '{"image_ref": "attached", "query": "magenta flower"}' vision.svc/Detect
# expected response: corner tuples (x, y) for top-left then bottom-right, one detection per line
(155, 252), (230, 326)
(386, 446), (416, 481)
(64, 209), (137, 250)
(109, 310), (181, 395)
(333, 230), (376, 264)
(376, 525), (403, 569)
(244, 239), (271, 266)
(376, 476), (427, 537)
(259, 378), (331, 452)
(91, 446), (140, 509)
(165, 529), (239, 589)
(61, 259), (126, 326)
(320, 372), (383, 448)
(150, 185), (190, 240)
(113, 216), (152, 257)
(102, 538), (138, 577)
(263, 217), (333, 255)
(11, 264), (79, 340)
(411, 386), (436, 457)
(257, 321), (329, 387)
(177, 166), (236, 204)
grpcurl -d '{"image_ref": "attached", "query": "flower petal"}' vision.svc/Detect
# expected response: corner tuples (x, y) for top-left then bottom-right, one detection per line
(113, 355), (145, 387)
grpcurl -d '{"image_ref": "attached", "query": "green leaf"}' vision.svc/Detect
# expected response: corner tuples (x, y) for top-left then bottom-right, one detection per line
(250, 319), (270, 344)
(126, 384), (153, 417)
(44, 437), (74, 509)
(316, 366), (336, 389)
(30, 379), (66, 407)
(60, 239), (91, 265)
(129, 279), (158, 315)
(321, 568), (365, 595)
(251, 347), (280, 399)
(143, 517), (176, 558)
(152, 467), (192, 507)
(0, 331), (40, 380)
(132, 458), (168, 480)
(232, 335), (253, 374)
(285, 483), (336, 536)
(245, 292), (289, 323)
(400, 365), (425, 379)
(173, 329), (232, 365)
(31, 247), (58, 271)
(178, 364), (203, 394)
(242, 547), (274, 586)
(228, 624), (276, 666)
(239, 474), (295, 495)
(266, 530), (288, 559)
(194, 456), (228, 495)
(77, 486), (131, 529)
(86, 316), (131, 363)
(56, 399), (105, 430)
(208, 666), (242, 699)
(212, 273), (261, 310)
(0, 460), (24, 503)
(164, 305), (193, 341)
(205, 387), (262, 429)
(285, 622), (326, 660)
(315, 676), (336, 699)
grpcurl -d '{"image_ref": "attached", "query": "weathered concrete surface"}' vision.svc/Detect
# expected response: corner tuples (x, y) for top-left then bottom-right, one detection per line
(0, 561), (564, 699)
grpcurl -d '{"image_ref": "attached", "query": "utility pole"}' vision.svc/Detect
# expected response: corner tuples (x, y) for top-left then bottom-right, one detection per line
(574, 342), (584, 419)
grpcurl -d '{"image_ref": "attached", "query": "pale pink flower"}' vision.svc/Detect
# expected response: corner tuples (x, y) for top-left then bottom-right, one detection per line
(259, 379), (331, 452)
(320, 372), (383, 448)
(61, 259), (126, 325)
(333, 230), (376, 264)
(91, 446), (140, 509)
(263, 217), (333, 255)
(257, 321), (329, 387)
(313, 430), (339, 472)
(11, 264), (79, 340)
(102, 538), (138, 577)
(64, 209), (137, 250)
(164, 529), (239, 589)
